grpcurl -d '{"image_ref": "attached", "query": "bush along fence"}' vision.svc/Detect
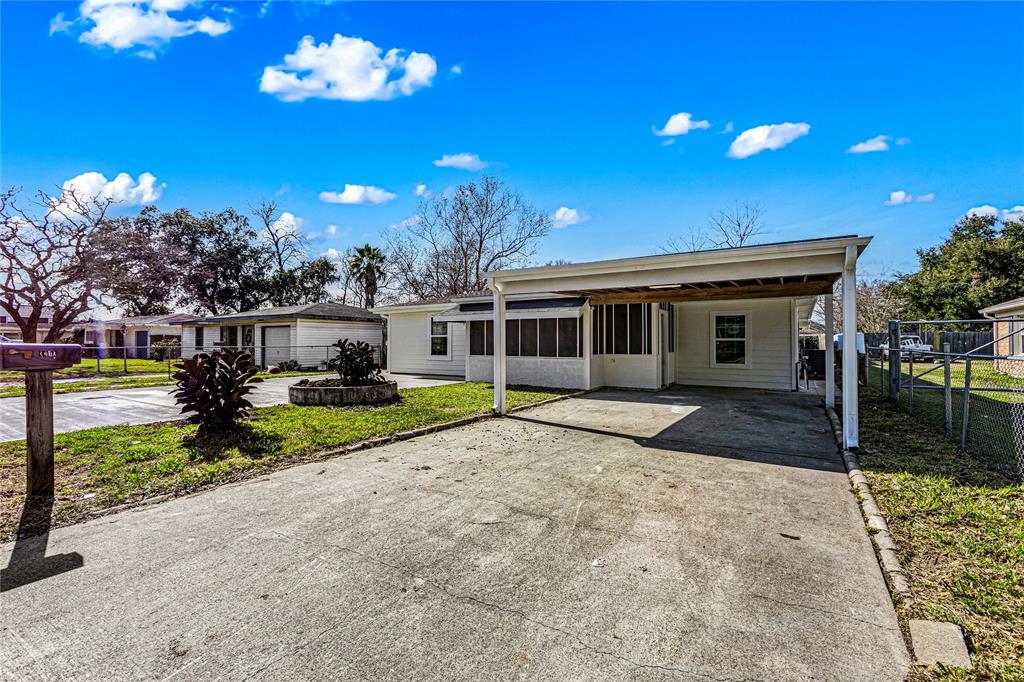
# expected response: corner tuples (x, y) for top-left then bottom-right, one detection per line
(868, 320), (1024, 481)
(6, 344), (386, 379)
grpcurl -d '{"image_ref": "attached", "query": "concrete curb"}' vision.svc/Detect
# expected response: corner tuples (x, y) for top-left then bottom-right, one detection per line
(824, 405), (914, 606)
(86, 388), (593, 521)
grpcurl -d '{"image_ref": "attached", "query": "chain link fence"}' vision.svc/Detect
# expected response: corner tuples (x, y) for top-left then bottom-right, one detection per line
(0, 344), (385, 381)
(867, 320), (1024, 480)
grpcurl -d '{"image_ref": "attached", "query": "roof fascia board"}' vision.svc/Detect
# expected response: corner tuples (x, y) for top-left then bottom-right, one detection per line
(486, 237), (870, 283)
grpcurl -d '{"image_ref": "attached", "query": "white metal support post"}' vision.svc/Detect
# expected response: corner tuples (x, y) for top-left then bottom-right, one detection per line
(824, 294), (835, 409)
(582, 304), (592, 390)
(492, 285), (507, 415)
(842, 245), (859, 448)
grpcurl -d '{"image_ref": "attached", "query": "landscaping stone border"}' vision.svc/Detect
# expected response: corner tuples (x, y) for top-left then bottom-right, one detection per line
(824, 406), (914, 605)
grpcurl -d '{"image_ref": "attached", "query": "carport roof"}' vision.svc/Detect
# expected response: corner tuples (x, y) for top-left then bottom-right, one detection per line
(485, 234), (870, 304)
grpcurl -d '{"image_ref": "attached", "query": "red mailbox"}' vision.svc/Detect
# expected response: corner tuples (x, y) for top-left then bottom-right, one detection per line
(0, 343), (82, 371)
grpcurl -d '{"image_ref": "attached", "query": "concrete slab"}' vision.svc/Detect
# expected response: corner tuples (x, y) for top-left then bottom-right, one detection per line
(0, 387), (910, 680)
(909, 619), (972, 668)
(0, 373), (459, 442)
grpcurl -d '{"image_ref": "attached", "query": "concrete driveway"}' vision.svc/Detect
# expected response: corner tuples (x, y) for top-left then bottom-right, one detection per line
(0, 373), (458, 442)
(0, 387), (909, 680)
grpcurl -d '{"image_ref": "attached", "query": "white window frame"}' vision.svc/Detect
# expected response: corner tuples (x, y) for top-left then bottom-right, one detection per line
(429, 318), (451, 359)
(709, 310), (752, 369)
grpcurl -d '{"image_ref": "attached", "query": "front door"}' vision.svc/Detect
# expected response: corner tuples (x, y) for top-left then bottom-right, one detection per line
(135, 330), (149, 359)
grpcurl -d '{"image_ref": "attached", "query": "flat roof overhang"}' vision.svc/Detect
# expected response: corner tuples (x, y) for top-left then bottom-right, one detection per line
(485, 236), (868, 299)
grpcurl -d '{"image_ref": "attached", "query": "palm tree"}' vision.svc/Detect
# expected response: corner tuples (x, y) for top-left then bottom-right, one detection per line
(349, 244), (386, 309)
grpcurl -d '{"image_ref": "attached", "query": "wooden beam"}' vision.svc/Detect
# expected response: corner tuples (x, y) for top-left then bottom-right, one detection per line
(585, 280), (834, 305)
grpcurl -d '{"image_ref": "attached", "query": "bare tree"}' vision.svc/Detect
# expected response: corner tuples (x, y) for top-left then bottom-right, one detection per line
(387, 176), (552, 300)
(814, 278), (899, 333)
(251, 198), (306, 273)
(663, 202), (765, 253)
(0, 187), (113, 342)
(330, 246), (365, 305)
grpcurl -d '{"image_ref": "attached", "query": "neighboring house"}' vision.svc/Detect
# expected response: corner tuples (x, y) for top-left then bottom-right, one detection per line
(179, 302), (384, 369)
(0, 306), (56, 342)
(376, 235), (869, 449)
(75, 313), (199, 358)
(980, 296), (1024, 378)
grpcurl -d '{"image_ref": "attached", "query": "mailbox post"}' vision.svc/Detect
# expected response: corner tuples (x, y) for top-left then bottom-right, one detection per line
(1, 343), (83, 497)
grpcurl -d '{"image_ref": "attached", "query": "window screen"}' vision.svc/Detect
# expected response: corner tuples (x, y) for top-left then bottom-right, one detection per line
(713, 313), (747, 365)
(539, 318), (557, 357)
(430, 319), (448, 356)
(506, 319), (520, 356)
(520, 319), (538, 356)
(629, 303), (643, 354)
(613, 304), (628, 354)
(558, 318), (577, 358)
(469, 320), (486, 355)
(195, 327), (204, 349)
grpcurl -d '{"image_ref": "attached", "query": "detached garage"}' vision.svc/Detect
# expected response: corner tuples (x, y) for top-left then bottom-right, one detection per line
(180, 302), (384, 369)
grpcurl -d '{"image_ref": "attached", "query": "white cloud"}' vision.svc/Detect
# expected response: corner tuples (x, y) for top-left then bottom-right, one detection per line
(884, 190), (913, 206)
(721, 121), (734, 134)
(895, 137), (912, 146)
(414, 183), (431, 197)
(551, 207), (589, 228)
(270, 211), (303, 238)
(260, 33), (437, 102)
(661, 138), (676, 147)
(967, 204), (1024, 220)
(325, 224), (338, 236)
(884, 190), (934, 206)
(847, 135), (891, 154)
(318, 184), (397, 205)
(434, 153), (488, 171)
(653, 112), (711, 137)
(323, 247), (344, 261)
(52, 0), (231, 53)
(450, 64), (462, 76)
(727, 122), (810, 159)
(62, 171), (164, 204)
(388, 215), (421, 230)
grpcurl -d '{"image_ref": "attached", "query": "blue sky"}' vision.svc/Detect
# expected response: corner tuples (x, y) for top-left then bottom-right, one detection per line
(3, 1), (1022, 280)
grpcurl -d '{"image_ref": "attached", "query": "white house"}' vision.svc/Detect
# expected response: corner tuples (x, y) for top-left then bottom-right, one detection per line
(0, 306), (57, 342)
(75, 313), (199, 358)
(179, 302), (384, 369)
(376, 235), (868, 449)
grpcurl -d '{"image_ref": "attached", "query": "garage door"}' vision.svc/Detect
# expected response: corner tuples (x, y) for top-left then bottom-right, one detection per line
(262, 326), (291, 367)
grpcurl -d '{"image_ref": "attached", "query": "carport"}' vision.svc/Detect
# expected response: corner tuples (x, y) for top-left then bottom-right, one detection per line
(485, 235), (870, 448)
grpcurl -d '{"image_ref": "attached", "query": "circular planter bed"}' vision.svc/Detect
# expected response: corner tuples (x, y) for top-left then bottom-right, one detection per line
(289, 378), (398, 406)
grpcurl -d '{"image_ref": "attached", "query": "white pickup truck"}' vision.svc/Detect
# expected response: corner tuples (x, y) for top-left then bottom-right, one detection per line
(879, 334), (934, 359)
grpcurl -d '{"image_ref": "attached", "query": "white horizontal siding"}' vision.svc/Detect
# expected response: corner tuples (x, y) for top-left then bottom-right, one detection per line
(295, 319), (384, 368)
(385, 312), (466, 377)
(674, 298), (794, 391)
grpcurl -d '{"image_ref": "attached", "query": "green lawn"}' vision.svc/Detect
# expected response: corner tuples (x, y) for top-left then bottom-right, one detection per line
(859, 388), (1023, 680)
(0, 382), (568, 542)
(0, 369), (331, 399)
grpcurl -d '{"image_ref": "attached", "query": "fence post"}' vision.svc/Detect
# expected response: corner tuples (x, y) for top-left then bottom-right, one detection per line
(122, 345), (127, 373)
(943, 343), (952, 439)
(961, 356), (972, 449)
(888, 320), (901, 400)
(908, 353), (914, 415)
